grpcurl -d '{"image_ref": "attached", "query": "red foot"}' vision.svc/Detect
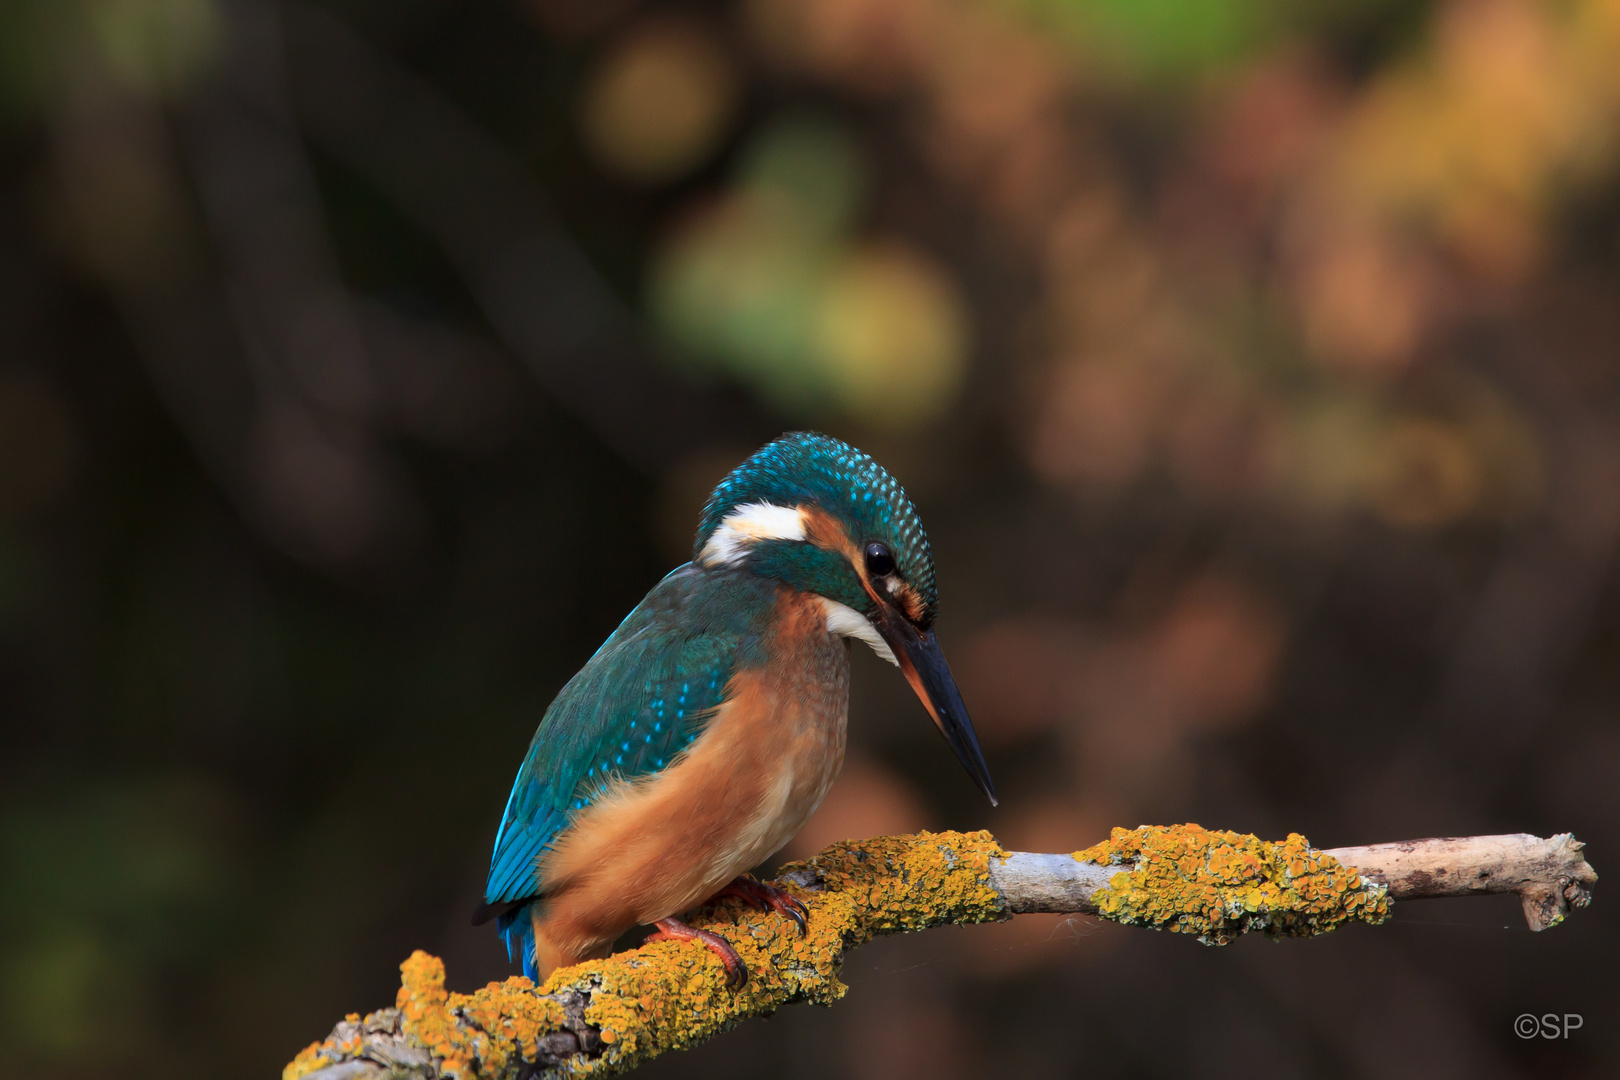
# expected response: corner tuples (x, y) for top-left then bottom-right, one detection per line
(645, 917), (748, 988)
(710, 874), (810, 936)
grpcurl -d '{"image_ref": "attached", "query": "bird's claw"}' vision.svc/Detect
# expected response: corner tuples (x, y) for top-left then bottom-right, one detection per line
(711, 874), (810, 936)
(646, 917), (749, 988)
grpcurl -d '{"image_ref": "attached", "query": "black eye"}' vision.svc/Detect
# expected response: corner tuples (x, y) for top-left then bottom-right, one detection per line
(864, 542), (895, 578)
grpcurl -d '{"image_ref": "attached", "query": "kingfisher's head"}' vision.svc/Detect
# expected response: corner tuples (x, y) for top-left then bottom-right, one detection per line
(694, 432), (996, 805)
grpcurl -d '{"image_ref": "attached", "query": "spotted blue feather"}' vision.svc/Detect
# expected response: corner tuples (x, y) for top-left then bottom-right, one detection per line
(695, 432), (939, 619)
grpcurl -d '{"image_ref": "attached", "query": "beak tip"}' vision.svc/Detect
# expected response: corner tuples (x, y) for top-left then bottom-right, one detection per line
(883, 617), (1002, 810)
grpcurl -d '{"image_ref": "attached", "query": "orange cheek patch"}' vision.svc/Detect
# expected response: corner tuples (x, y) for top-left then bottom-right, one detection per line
(892, 583), (926, 625)
(800, 505), (861, 565)
(804, 506), (927, 621)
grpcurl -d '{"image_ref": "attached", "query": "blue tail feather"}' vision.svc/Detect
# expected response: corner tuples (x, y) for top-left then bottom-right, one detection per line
(495, 901), (539, 982)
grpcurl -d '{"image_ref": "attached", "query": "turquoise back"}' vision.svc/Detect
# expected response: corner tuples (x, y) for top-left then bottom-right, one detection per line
(483, 565), (779, 910)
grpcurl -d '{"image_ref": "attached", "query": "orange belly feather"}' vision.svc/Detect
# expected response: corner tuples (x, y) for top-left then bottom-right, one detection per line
(527, 588), (850, 977)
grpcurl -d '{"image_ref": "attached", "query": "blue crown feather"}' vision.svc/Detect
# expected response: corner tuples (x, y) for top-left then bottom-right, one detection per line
(694, 432), (938, 616)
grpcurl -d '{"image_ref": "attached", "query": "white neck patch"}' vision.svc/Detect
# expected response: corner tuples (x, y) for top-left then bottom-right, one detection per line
(819, 597), (898, 665)
(699, 502), (808, 567)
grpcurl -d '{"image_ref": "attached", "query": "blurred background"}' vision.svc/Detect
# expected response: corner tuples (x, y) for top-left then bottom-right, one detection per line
(0, 0), (1616, 1076)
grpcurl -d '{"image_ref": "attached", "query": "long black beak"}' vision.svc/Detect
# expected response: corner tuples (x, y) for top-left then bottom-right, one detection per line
(875, 612), (998, 806)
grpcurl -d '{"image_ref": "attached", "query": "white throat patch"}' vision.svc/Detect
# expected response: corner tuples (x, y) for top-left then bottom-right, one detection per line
(699, 502), (808, 567)
(819, 597), (898, 665)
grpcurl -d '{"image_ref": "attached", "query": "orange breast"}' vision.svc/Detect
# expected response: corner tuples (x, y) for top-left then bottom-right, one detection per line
(528, 587), (850, 970)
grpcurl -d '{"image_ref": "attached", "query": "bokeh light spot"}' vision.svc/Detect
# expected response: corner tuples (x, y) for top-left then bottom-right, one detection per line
(815, 244), (968, 430)
(1369, 418), (1483, 529)
(652, 118), (967, 428)
(581, 19), (740, 184)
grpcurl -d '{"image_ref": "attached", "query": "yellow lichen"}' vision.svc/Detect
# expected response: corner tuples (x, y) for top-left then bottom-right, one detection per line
(398, 951), (575, 1079)
(544, 829), (1006, 1076)
(282, 1041), (328, 1080)
(1073, 824), (1391, 944)
(281, 952), (572, 1080)
(398, 952), (469, 1075)
(281, 827), (1393, 1079)
(281, 831), (1006, 1080)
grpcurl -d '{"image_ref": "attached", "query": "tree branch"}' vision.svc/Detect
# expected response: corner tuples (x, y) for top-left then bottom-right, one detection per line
(283, 826), (1596, 1080)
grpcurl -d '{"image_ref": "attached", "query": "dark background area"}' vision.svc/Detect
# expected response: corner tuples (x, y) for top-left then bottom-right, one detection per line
(0, 0), (1616, 1077)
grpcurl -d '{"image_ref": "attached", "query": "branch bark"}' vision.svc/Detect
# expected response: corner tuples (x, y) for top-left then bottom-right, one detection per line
(284, 826), (1595, 1080)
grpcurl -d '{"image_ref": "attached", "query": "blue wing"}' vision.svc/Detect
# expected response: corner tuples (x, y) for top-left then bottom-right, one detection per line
(482, 565), (774, 911)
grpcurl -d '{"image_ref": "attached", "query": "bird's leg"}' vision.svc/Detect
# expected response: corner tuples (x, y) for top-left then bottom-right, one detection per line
(709, 873), (810, 936)
(645, 917), (748, 988)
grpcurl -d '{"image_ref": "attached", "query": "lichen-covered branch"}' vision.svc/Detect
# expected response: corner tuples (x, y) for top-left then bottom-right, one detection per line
(991, 828), (1597, 933)
(284, 826), (1596, 1080)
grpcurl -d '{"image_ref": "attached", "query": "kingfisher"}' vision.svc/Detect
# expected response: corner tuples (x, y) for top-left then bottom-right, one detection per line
(473, 432), (996, 986)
